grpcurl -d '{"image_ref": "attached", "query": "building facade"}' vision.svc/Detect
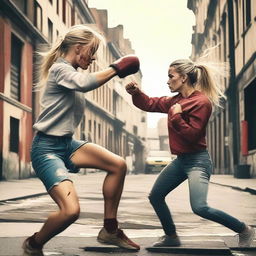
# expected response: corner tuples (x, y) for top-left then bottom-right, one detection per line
(0, 0), (146, 180)
(188, 0), (256, 177)
(0, 0), (48, 179)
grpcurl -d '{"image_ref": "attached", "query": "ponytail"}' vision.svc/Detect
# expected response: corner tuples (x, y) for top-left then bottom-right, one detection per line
(195, 61), (229, 107)
(37, 38), (65, 87)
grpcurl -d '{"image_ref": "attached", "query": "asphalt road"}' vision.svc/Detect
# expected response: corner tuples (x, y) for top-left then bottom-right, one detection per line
(0, 173), (255, 255)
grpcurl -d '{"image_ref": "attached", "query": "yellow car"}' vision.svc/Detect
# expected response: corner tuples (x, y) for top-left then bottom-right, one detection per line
(145, 150), (176, 174)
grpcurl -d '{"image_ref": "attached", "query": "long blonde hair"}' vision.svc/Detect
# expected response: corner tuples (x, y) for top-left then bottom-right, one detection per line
(170, 50), (229, 107)
(36, 25), (104, 88)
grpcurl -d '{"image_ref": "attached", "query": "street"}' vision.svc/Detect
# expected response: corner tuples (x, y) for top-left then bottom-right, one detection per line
(0, 173), (255, 256)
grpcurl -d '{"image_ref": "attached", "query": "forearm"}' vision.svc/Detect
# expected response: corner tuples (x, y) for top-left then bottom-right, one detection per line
(132, 92), (170, 113)
(93, 67), (117, 86)
(132, 91), (151, 111)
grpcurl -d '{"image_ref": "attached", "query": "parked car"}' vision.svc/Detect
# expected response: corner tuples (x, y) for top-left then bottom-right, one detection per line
(145, 150), (176, 174)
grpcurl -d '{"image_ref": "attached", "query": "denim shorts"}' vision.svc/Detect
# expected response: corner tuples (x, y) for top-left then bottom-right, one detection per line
(31, 132), (87, 191)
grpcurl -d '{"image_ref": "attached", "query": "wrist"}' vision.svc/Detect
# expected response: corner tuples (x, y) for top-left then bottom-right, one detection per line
(131, 89), (140, 96)
(108, 67), (118, 77)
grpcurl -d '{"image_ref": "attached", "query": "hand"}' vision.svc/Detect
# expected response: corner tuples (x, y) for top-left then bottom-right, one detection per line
(110, 55), (140, 78)
(171, 103), (182, 115)
(125, 82), (140, 95)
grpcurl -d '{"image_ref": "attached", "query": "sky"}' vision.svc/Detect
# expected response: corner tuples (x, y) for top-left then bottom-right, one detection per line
(88, 0), (195, 128)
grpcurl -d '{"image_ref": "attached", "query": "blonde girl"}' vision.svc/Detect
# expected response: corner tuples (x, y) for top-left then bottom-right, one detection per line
(126, 57), (255, 248)
(23, 25), (140, 256)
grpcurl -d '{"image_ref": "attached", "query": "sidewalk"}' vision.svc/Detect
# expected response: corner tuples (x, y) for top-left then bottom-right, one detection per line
(0, 176), (46, 202)
(0, 173), (255, 202)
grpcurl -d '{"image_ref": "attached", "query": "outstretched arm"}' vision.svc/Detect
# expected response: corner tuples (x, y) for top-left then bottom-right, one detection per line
(94, 54), (140, 85)
(126, 82), (171, 113)
(93, 67), (117, 86)
(55, 55), (140, 92)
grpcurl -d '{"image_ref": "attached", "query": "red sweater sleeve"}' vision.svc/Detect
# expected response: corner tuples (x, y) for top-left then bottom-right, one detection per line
(132, 90), (172, 113)
(170, 101), (212, 143)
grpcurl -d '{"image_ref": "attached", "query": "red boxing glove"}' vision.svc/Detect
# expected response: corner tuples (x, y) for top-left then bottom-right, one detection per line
(110, 55), (140, 78)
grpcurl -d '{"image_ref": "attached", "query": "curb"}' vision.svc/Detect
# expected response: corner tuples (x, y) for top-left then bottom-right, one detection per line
(210, 182), (256, 195)
(0, 192), (47, 204)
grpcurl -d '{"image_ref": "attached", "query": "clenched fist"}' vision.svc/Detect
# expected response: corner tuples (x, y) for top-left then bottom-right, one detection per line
(125, 82), (140, 95)
(171, 103), (182, 115)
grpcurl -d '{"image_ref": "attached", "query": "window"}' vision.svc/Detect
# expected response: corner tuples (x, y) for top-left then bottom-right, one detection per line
(11, 34), (23, 101)
(108, 129), (113, 151)
(94, 121), (96, 141)
(56, 0), (59, 14)
(234, 0), (240, 40)
(71, 4), (75, 26)
(113, 92), (118, 115)
(12, 0), (27, 14)
(10, 117), (19, 153)
(109, 88), (111, 111)
(245, 0), (251, 27)
(48, 18), (53, 43)
(133, 125), (138, 136)
(106, 88), (109, 111)
(62, 0), (66, 24)
(244, 79), (256, 150)
(34, 2), (42, 31)
(98, 123), (101, 139)
(123, 135), (126, 156)
(88, 120), (92, 132)
(80, 116), (86, 140)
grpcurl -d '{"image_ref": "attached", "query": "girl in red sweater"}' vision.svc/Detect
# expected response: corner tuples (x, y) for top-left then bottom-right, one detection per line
(126, 58), (255, 247)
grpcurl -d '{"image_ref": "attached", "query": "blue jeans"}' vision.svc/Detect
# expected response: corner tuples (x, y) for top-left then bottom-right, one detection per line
(148, 150), (245, 235)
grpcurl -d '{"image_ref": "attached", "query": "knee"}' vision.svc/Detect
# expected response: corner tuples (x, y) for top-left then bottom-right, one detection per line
(116, 158), (127, 175)
(191, 204), (208, 217)
(148, 192), (161, 206)
(62, 205), (80, 223)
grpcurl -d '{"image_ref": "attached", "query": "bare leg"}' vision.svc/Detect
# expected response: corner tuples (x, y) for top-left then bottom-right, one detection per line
(35, 180), (80, 245)
(70, 143), (127, 219)
(70, 143), (140, 250)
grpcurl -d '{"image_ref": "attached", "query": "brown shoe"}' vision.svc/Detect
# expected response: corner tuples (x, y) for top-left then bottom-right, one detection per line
(97, 227), (140, 250)
(22, 236), (44, 256)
